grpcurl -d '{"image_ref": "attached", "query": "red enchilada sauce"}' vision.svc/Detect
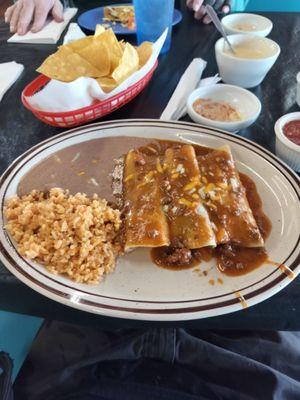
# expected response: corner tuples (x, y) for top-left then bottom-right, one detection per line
(283, 120), (300, 146)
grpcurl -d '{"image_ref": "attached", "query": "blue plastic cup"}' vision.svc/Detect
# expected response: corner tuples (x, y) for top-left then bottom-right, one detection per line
(133, 0), (175, 54)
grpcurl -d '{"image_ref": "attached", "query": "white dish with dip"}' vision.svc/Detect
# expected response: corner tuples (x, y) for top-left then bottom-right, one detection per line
(187, 84), (261, 132)
(222, 13), (273, 37)
(215, 34), (280, 88)
(275, 112), (300, 172)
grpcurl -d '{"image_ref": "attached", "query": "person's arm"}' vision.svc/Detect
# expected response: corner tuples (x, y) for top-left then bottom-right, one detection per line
(186, 0), (231, 24)
(4, 0), (64, 35)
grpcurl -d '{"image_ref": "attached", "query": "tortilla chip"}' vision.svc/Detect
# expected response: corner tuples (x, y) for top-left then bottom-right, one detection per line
(95, 28), (123, 72)
(103, 7), (111, 20)
(112, 42), (139, 84)
(37, 46), (103, 82)
(95, 24), (106, 36)
(66, 36), (94, 51)
(119, 39), (126, 50)
(96, 76), (118, 93)
(76, 40), (111, 77)
(64, 33), (112, 76)
(104, 5), (134, 24)
(136, 42), (153, 67)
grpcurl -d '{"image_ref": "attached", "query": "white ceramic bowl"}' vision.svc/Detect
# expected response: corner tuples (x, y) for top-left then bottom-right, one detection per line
(187, 84), (261, 132)
(274, 112), (300, 172)
(215, 34), (280, 88)
(222, 13), (273, 37)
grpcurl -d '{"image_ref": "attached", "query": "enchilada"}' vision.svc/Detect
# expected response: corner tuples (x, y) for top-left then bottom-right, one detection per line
(197, 145), (264, 247)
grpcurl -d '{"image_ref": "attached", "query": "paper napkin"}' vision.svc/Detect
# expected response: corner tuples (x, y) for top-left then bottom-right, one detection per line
(63, 22), (85, 44)
(160, 58), (222, 121)
(0, 62), (24, 102)
(161, 74), (222, 121)
(8, 8), (78, 44)
(25, 29), (168, 112)
(160, 58), (207, 120)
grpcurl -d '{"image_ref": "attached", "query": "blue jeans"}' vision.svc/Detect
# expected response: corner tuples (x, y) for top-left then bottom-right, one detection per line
(11, 323), (300, 400)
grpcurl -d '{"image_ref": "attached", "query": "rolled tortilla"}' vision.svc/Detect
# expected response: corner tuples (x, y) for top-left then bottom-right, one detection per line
(163, 145), (216, 249)
(197, 145), (264, 247)
(124, 149), (170, 250)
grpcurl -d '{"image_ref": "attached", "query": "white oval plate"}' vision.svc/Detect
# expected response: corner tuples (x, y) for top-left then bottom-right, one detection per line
(0, 120), (299, 321)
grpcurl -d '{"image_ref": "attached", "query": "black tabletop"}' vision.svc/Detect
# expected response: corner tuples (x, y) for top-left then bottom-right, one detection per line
(0, 1), (299, 329)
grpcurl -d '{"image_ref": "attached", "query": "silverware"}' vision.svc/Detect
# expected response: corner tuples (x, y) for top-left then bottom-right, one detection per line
(205, 4), (235, 55)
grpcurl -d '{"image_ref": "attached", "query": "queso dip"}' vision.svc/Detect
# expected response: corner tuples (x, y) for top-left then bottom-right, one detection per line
(224, 38), (276, 59)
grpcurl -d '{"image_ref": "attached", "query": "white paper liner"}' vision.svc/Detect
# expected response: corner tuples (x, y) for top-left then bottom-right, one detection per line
(25, 29), (167, 113)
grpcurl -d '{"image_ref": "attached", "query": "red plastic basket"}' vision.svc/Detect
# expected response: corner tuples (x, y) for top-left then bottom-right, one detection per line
(21, 61), (158, 128)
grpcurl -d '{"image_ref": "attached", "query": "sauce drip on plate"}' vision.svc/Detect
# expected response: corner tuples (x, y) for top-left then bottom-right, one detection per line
(267, 260), (295, 280)
(235, 291), (248, 309)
